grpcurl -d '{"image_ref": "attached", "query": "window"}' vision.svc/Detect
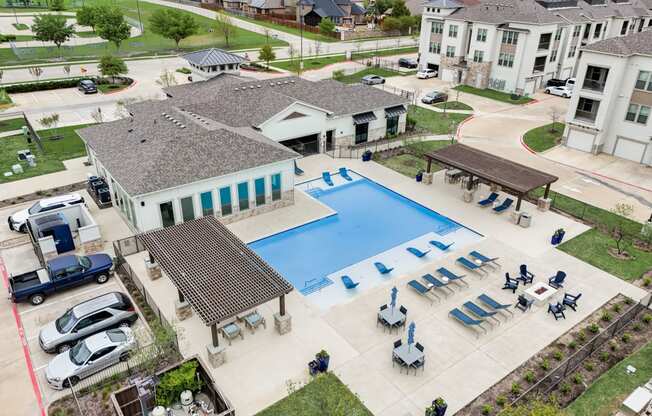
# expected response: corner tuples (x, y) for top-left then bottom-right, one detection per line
(533, 56), (546, 73)
(255, 178), (266, 206)
(219, 186), (232, 216)
(159, 201), (175, 227)
(538, 33), (552, 50)
(582, 66), (609, 92)
(180, 196), (195, 222)
(554, 28), (562, 41)
(271, 174), (282, 201)
(625, 104), (650, 124)
(498, 53), (514, 67)
(583, 23), (590, 39)
(386, 116), (399, 135)
(502, 30), (519, 44)
(550, 50), (558, 62)
(476, 28), (487, 42)
(237, 182), (249, 211)
(573, 25), (581, 37)
(445, 46), (455, 57)
(448, 25), (458, 38)
(473, 50), (484, 63)
(594, 23), (602, 38)
(429, 41), (441, 54)
(575, 97), (600, 122)
(567, 46), (577, 58)
(200, 191), (213, 216)
(431, 22), (443, 34)
(620, 21), (628, 35)
(635, 71), (652, 91)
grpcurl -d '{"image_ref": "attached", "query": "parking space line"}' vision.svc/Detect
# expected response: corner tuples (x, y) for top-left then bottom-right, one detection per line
(19, 281), (119, 316)
(34, 364), (48, 372)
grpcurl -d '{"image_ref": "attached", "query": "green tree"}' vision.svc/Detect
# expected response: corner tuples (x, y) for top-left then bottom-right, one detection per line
(391, 0), (411, 17)
(31, 14), (74, 57)
(318, 18), (335, 35)
(149, 9), (199, 50)
(381, 16), (401, 32)
(98, 55), (128, 83)
(97, 7), (131, 50)
(49, 0), (65, 11)
(258, 43), (275, 69)
(398, 15), (418, 33)
(215, 13), (237, 48)
(76, 6), (97, 31)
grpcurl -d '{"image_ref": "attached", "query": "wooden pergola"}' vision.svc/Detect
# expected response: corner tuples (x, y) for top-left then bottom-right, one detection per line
(424, 144), (558, 211)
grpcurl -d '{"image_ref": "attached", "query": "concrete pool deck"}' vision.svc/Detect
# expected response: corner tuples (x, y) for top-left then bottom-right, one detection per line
(125, 154), (648, 416)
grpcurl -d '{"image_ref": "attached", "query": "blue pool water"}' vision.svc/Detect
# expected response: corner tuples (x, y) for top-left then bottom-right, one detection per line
(249, 176), (470, 295)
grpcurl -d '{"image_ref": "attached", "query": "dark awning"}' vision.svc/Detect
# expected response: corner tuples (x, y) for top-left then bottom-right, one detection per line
(385, 105), (407, 118)
(353, 111), (377, 125)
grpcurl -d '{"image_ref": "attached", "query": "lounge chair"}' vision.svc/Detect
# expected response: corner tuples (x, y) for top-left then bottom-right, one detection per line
(449, 308), (487, 337)
(322, 171), (334, 186)
(375, 262), (394, 274)
(477, 294), (513, 317)
(469, 250), (501, 269)
(477, 192), (499, 207)
(341, 275), (359, 289)
(517, 264), (534, 285)
(562, 293), (582, 311)
(421, 273), (454, 296)
(548, 271), (566, 289)
(548, 302), (566, 320)
(430, 240), (454, 251)
(456, 257), (489, 277)
(407, 247), (430, 258)
(339, 167), (353, 181)
(294, 160), (304, 176)
(408, 280), (439, 304)
(221, 322), (244, 345)
(436, 267), (468, 287)
(463, 301), (501, 326)
(493, 198), (514, 214)
(515, 295), (534, 312)
(243, 311), (266, 333)
(503, 273), (519, 294)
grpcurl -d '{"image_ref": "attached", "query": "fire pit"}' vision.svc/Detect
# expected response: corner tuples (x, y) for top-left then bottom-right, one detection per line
(524, 281), (558, 306)
(534, 287), (549, 295)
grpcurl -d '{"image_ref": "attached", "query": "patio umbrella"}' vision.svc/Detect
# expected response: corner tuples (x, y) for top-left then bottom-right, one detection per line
(407, 321), (416, 351)
(390, 286), (398, 311)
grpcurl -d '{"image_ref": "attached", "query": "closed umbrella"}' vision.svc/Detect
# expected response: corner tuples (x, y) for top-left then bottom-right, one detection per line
(407, 321), (415, 351)
(390, 286), (398, 311)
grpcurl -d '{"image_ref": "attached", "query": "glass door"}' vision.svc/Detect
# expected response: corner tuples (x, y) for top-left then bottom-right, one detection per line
(159, 202), (175, 227)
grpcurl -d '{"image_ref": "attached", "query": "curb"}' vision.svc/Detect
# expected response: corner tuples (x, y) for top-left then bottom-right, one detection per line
(455, 114), (474, 141)
(101, 79), (139, 95)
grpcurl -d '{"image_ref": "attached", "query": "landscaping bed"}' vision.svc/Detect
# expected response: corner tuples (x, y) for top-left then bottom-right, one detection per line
(336, 67), (406, 84)
(522, 122), (565, 152)
(0, 181), (86, 209)
(433, 101), (473, 111)
(374, 140), (451, 178)
(0, 115), (26, 133)
(408, 104), (470, 135)
(453, 85), (533, 105)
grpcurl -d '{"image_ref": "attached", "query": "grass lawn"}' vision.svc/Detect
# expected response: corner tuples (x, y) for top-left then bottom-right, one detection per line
(256, 372), (372, 416)
(0, 89), (13, 108)
(97, 83), (130, 93)
(0, 124), (89, 184)
(408, 104), (470, 135)
(523, 122), (564, 152)
(75, 31), (98, 38)
(454, 85), (533, 105)
(376, 140), (451, 178)
(337, 67), (405, 84)
(567, 339), (652, 416)
(271, 46), (418, 72)
(0, 116), (27, 133)
(433, 101), (473, 111)
(222, 11), (337, 43)
(13, 22), (30, 30)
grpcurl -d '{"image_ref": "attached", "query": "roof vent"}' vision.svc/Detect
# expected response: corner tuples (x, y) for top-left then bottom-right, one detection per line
(257, 85), (262, 88)
(250, 85), (255, 89)
(277, 82), (282, 85)
(161, 112), (167, 116)
(283, 81), (289, 84)
(128, 128), (133, 133)
(234, 87), (239, 91)
(269, 82), (275, 86)
(179, 124), (186, 129)
(140, 139), (146, 143)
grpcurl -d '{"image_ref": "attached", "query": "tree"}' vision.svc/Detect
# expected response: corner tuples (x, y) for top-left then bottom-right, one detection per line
(39, 113), (60, 137)
(31, 14), (74, 57)
(62, 65), (70, 77)
(398, 15), (418, 33)
(610, 203), (635, 255)
(98, 55), (128, 83)
(76, 6), (97, 31)
(214, 13), (236, 48)
(259, 43), (275, 69)
(381, 16), (401, 32)
(158, 69), (178, 88)
(318, 18), (335, 35)
(548, 106), (562, 132)
(97, 7), (131, 50)
(150, 9), (199, 50)
(28, 66), (43, 80)
(49, 0), (64, 11)
(391, 0), (411, 17)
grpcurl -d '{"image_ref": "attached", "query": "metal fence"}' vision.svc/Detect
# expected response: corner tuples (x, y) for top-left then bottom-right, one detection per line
(325, 133), (427, 159)
(0, 110), (43, 151)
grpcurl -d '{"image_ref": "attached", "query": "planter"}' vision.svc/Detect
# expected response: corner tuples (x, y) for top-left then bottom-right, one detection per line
(551, 230), (565, 245)
(317, 356), (330, 372)
(416, 172), (423, 182)
(426, 402), (447, 416)
(308, 360), (320, 376)
(362, 151), (372, 162)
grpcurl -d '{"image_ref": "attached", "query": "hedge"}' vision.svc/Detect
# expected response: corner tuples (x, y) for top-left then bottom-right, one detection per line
(4, 76), (132, 93)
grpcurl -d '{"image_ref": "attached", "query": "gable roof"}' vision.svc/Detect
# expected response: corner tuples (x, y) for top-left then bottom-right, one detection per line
(582, 28), (652, 56)
(182, 48), (247, 67)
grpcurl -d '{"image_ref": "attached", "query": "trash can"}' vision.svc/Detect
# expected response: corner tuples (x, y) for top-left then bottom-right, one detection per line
(519, 212), (532, 228)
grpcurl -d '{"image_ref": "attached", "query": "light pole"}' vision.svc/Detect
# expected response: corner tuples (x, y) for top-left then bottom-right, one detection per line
(136, 0), (144, 33)
(298, 0), (306, 75)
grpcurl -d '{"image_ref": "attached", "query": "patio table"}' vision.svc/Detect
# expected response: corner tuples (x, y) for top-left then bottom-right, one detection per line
(393, 344), (425, 368)
(524, 281), (558, 306)
(379, 307), (406, 328)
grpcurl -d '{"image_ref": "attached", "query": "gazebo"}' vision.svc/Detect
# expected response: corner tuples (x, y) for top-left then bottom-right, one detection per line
(137, 216), (293, 367)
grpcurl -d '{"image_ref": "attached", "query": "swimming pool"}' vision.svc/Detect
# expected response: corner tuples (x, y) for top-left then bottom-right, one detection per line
(249, 172), (481, 303)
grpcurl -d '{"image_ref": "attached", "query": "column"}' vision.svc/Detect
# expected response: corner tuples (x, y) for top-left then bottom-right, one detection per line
(274, 294), (292, 335)
(538, 183), (552, 211)
(144, 252), (161, 280)
(175, 289), (192, 320)
(206, 323), (226, 368)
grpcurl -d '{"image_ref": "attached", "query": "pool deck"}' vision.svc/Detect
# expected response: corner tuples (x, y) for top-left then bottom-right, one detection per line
(125, 154), (648, 416)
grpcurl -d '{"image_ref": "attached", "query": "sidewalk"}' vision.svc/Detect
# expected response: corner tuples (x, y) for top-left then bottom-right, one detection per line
(0, 157), (89, 201)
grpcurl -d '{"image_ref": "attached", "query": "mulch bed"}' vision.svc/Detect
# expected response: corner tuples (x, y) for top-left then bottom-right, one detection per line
(0, 181), (86, 209)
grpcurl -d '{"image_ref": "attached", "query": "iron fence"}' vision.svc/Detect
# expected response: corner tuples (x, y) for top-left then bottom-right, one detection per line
(325, 133), (428, 159)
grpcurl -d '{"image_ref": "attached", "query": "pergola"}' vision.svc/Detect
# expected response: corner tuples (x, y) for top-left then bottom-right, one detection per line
(424, 144), (558, 211)
(137, 216), (293, 348)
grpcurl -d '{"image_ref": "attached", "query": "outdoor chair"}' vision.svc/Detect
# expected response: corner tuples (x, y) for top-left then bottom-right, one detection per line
(322, 171), (334, 186)
(478, 192), (499, 207)
(548, 302), (566, 320)
(449, 308), (487, 337)
(341, 275), (360, 289)
(380, 304), (388, 311)
(503, 273), (519, 294)
(515, 295), (534, 312)
(243, 310), (266, 333)
(375, 262), (394, 274)
(415, 342), (424, 353)
(410, 355), (425, 374)
(463, 301), (501, 326)
(430, 240), (454, 251)
(407, 247), (430, 258)
(493, 198), (514, 214)
(548, 271), (567, 289)
(422, 274), (455, 297)
(408, 280), (439, 304)
(517, 264), (534, 285)
(469, 250), (501, 269)
(394, 339), (402, 349)
(399, 305), (408, 316)
(477, 293), (513, 317)
(563, 293), (582, 311)
(294, 160), (304, 176)
(456, 257), (489, 277)
(339, 167), (353, 181)
(221, 322), (244, 345)
(436, 267), (468, 287)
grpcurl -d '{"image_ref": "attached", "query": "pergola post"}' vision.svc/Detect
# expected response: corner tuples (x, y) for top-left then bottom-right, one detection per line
(537, 183), (553, 212)
(279, 294), (286, 316)
(463, 174), (475, 203)
(211, 324), (219, 348)
(274, 294), (292, 335)
(175, 289), (192, 321)
(207, 323), (226, 368)
(144, 252), (162, 281)
(516, 194), (523, 211)
(426, 158), (432, 173)
(544, 183), (551, 199)
(178, 290), (185, 303)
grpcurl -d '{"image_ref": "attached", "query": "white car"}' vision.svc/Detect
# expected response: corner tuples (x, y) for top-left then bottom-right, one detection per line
(45, 327), (136, 390)
(8, 193), (84, 233)
(417, 69), (438, 79)
(545, 86), (573, 98)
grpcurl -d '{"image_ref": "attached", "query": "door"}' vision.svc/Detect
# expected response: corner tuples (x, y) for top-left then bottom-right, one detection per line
(613, 137), (646, 163)
(53, 264), (85, 291)
(159, 201), (175, 227)
(72, 311), (114, 339)
(524, 80), (535, 96)
(82, 346), (117, 378)
(326, 130), (334, 151)
(566, 129), (595, 153)
(180, 196), (195, 222)
(355, 123), (369, 144)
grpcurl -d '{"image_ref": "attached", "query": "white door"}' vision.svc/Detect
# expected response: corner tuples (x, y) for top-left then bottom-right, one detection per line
(613, 137), (646, 163)
(566, 130), (595, 153)
(524, 80), (535, 96)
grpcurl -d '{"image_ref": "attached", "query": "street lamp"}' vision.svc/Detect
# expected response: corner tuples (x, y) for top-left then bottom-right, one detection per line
(297, 0), (307, 75)
(136, 0), (144, 33)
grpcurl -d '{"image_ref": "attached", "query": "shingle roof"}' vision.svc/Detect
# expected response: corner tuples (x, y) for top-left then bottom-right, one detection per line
(311, 0), (347, 17)
(164, 73), (249, 104)
(582, 28), (652, 56)
(182, 48), (247, 67)
(422, 0), (465, 8)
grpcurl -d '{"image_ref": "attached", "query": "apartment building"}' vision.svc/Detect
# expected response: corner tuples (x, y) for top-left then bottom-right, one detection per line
(418, 0), (652, 95)
(563, 29), (652, 165)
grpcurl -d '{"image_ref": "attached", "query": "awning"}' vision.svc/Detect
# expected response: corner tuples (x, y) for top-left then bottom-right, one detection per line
(385, 105), (407, 118)
(353, 112), (377, 125)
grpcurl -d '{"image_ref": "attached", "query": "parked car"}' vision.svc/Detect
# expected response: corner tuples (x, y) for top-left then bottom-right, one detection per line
(417, 68), (438, 79)
(8, 193), (84, 233)
(421, 91), (449, 104)
(398, 57), (418, 69)
(544, 85), (573, 98)
(9, 254), (113, 305)
(360, 75), (386, 85)
(45, 327), (137, 389)
(39, 292), (138, 354)
(545, 77), (575, 90)
(78, 79), (98, 94)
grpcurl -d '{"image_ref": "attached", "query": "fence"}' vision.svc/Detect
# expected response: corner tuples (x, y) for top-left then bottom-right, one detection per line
(0, 110), (43, 152)
(325, 132), (427, 159)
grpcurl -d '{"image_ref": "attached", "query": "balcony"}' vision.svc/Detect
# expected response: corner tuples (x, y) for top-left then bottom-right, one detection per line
(582, 79), (606, 92)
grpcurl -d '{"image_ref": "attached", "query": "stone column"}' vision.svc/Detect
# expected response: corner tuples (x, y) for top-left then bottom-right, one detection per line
(422, 172), (433, 185)
(144, 257), (162, 281)
(207, 324), (227, 368)
(274, 313), (292, 335)
(537, 197), (552, 212)
(462, 189), (474, 203)
(510, 210), (521, 225)
(175, 290), (192, 321)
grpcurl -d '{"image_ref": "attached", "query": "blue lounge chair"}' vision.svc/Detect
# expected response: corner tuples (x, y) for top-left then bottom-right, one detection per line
(421, 273), (454, 296)
(449, 308), (487, 336)
(548, 302), (566, 320)
(549, 271), (566, 288)
(436, 267), (468, 287)
(469, 250), (501, 268)
(429, 240), (454, 251)
(477, 294), (513, 317)
(493, 198), (514, 213)
(407, 247), (430, 258)
(294, 160), (304, 176)
(375, 262), (394, 274)
(463, 301), (501, 326)
(407, 280), (439, 303)
(341, 275), (359, 289)
(503, 273), (519, 293)
(563, 293), (581, 311)
(517, 264), (534, 285)
(477, 192), (499, 207)
(456, 257), (489, 277)
(339, 167), (353, 181)
(322, 171), (334, 186)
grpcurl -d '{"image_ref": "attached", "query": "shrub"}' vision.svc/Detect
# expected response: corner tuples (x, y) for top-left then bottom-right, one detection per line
(176, 67), (191, 74)
(482, 404), (493, 415)
(633, 323), (642, 332)
(6, 77), (97, 93)
(511, 382), (521, 396)
(577, 329), (587, 342)
(573, 373), (583, 385)
(0, 34), (17, 42)
(643, 277), (651, 287)
(156, 361), (203, 407)
(559, 382), (571, 395)
(621, 333), (631, 343)
(612, 303), (622, 313)
(567, 341), (577, 350)
(553, 350), (564, 361)
(540, 359), (550, 371)
(588, 323), (600, 333)
(624, 298), (634, 305)
(496, 395), (507, 408)
(584, 361), (594, 372)
(601, 311), (612, 322)
(332, 69), (345, 81)
(609, 340), (618, 351)
(600, 351), (610, 362)
(524, 370), (536, 383)
(643, 314), (652, 324)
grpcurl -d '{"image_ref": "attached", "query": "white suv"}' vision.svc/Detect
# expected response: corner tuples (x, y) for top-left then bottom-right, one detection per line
(8, 193), (84, 233)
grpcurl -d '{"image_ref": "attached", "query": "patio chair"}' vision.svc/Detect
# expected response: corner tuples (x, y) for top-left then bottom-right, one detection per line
(430, 240), (454, 251)
(341, 275), (360, 289)
(548, 271), (567, 289)
(243, 310), (266, 333)
(408, 280), (439, 304)
(377, 304), (389, 328)
(456, 257), (489, 277)
(375, 262), (394, 274)
(449, 308), (487, 337)
(477, 293), (513, 317)
(502, 273), (519, 294)
(548, 302), (566, 320)
(394, 339), (402, 349)
(339, 167), (353, 181)
(294, 160), (304, 176)
(411, 353), (425, 374)
(463, 301), (501, 326)
(517, 264), (534, 285)
(322, 171), (334, 186)
(399, 305), (408, 316)
(493, 198), (514, 214)
(221, 322), (244, 345)
(436, 267), (468, 287)
(407, 247), (430, 258)
(515, 295), (534, 312)
(477, 192), (499, 207)
(469, 250), (501, 269)
(562, 293), (582, 311)
(392, 306), (408, 331)
(422, 273), (455, 296)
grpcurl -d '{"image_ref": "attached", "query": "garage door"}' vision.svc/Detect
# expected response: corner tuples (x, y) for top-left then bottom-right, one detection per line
(566, 129), (595, 153)
(524, 80), (535, 96)
(613, 137), (646, 163)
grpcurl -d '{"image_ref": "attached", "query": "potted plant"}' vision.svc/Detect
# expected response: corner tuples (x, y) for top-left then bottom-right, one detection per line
(416, 170), (424, 182)
(425, 397), (447, 416)
(316, 350), (330, 372)
(551, 228), (566, 245)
